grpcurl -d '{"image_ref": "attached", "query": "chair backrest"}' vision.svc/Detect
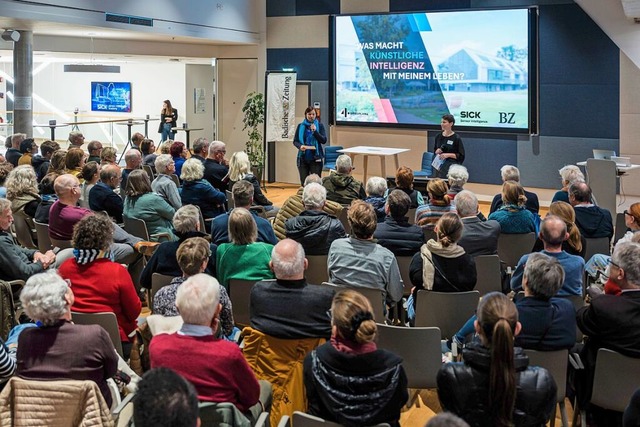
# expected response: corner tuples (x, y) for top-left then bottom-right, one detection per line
(123, 216), (151, 241)
(12, 211), (37, 249)
(33, 220), (53, 253)
(524, 349), (569, 403)
(290, 411), (390, 427)
(583, 237), (611, 260)
(322, 146), (343, 171)
(226, 190), (235, 209)
(198, 401), (252, 427)
(228, 279), (257, 328)
(142, 164), (155, 181)
(337, 207), (350, 235)
(423, 228), (437, 242)
(585, 158), (617, 222)
(473, 255), (502, 296)
(420, 152), (434, 176)
(49, 237), (73, 250)
(395, 255), (413, 296)
(590, 348), (640, 412)
(414, 290), (480, 339)
(497, 232), (536, 269)
(169, 173), (181, 188)
(376, 323), (441, 389)
(71, 311), (124, 358)
(406, 208), (417, 225)
(321, 283), (385, 323)
(305, 254), (329, 285)
(560, 294), (585, 343)
(113, 392), (135, 427)
(150, 273), (176, 312)
(614, 212), (627, 245)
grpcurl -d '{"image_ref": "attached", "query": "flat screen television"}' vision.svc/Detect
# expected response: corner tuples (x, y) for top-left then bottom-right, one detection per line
(332, 8), (537, 133)
(91, 81), (132, 113)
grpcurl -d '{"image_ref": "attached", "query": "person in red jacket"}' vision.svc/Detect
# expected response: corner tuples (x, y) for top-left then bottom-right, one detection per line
(58, 214), (141, 358)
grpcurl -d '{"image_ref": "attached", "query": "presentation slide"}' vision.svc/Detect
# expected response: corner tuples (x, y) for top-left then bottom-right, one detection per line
(91, 82), (132, 113)
(334, 9), (533, 132)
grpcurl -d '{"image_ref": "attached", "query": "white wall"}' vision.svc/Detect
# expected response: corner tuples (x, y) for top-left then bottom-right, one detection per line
(185, 64), (215, 142)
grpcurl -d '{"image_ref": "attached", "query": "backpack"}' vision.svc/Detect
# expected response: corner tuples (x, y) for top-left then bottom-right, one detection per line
(0, 280), (17, 341)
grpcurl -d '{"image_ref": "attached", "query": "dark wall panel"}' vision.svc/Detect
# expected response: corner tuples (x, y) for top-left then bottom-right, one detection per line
(390, 0), (471, 12)
(267, 0), (295, 17)
(267, 48), (330, 81)
(295, 0), (340, 16)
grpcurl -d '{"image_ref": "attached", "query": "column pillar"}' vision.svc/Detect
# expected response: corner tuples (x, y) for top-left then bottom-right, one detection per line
(13, 30), (33, 136)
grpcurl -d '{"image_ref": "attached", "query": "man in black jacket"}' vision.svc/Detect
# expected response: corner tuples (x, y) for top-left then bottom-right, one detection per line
(373, 189), (424, 256)
(285, 182), (345, 255)
(89, 164), (124, 223)
(456, 190), (501, 257)
(203, 140), (229, 192)
(569, 181), (613, 240)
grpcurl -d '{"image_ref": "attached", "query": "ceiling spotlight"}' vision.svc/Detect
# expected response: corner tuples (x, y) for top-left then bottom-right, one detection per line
(1, 29), (20, 42)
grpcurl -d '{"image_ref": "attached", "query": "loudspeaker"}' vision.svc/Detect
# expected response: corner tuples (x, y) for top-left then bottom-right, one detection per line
(1, 30), (20, 42)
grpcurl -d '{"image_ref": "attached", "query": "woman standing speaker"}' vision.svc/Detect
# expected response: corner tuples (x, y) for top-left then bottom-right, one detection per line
(158, 99), (178, 142)
(293, 106), (327, 185)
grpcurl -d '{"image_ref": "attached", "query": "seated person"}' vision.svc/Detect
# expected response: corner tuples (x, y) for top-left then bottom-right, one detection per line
(446, 164), (469, 199)
(153, 237), (234, 337)
(203, 140), (229, 192)
(285, 182), (345, 255)
(415, 178), (456, 231)
(216, 208), (275, 289)
(79, 161), (100, 209)
(17, 270), (118, 407)
(364, 176), (388, 223)
(34, 173), (60, 224)
(455, 190), (501, 257)
(140, 205), (216, 290)
(437, 292), (557, 427)
(487, 180), (537, 234)
(210, 179), (277, 245)
(151, 154), (181, 211)
(6, 165), (41, 220)
(552, 165), (584, 204)
(58, 214), (141, 357)
(532, 201), (585, 258)
(392, 166), (424, 208)
(89, 164), (124, 223)
(250, 239), (334, 339)
(489, 165), (539, 215)
(150, 274), (269, 420)
(228, 151), (277, 216)
(133, 367), (199, 427)
(569, 181), (614, 240)
(321, 155), (366, 206)
(328, 200), (403, 309)
(180, 158), (226, 229)
(304, 289), (408, 426)
(374, 189), (424, 256)
(141, 138), (157, 168)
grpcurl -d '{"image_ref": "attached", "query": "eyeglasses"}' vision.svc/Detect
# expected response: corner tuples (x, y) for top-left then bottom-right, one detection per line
(64, 279), (72, 288)
(609, 260), (621, 269)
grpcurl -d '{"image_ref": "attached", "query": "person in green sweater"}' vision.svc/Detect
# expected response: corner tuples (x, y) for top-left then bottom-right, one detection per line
(216, 207), (274, 289)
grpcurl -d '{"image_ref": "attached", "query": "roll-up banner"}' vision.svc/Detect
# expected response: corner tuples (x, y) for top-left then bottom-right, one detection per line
(265, 71), (297, 142)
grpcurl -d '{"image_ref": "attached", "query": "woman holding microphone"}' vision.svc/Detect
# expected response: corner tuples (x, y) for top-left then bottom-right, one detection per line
(293, 107), (327, 185)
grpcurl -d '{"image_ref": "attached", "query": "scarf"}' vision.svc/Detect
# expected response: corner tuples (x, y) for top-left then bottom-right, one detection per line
(297, 118), (320, 161)
(330, 334), (377, 355)
(420, 240), (466, 290)
(73, 248), (113, 265)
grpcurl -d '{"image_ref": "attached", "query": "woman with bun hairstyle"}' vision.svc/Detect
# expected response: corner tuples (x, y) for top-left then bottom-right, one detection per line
(304, 289), (408, 427)
(437, 292), (557, 427)
(488, 180), (537, 234)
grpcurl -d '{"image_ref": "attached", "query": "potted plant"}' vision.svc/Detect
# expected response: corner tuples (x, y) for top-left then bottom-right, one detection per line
(242, 91), (265, 174)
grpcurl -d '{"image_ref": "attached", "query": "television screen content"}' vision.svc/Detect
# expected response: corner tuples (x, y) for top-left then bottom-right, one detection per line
(91, 82), (132, 113)
(333, 9), (535, 132)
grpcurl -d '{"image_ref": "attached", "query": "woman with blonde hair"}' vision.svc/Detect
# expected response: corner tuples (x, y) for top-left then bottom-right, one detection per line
(6, 165), (40, 218)
(124, 169), (176, 241)
(415, 178), (455, 230)
(437, 292), (557, 427)
(227, 151), (276, 214)
(65, 147), (87, 183)
(532, 201), (585, 257)
(488, 180), (537, 234)
(47, 149), (67, 175)
(100, 147), (117, 166)
(304, 289), (408, 426)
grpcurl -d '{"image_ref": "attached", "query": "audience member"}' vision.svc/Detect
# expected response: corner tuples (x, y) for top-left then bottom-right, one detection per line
(79, 161), (100, 208)
(121, 149), (143, 193)
(415, 178), (456, 231)
(285, 182), (345, 255)
(17, 138), (38, 166)
(140, 138), (157, 167)
(150, 274), (269, 420)
(170, 141), (187, 178)
(364, 176), (388, 222)
(124, 169), (176, 241)
(489, 165), (539, 215)
(552, 165), (584, 203)
(250, 239), (334, 339)
(216, 207), (275, 288)
(89, 164), (123, 222)
(159, 140), (173, 155)
(87, 140), (103, 163)
(131, 132), (144, 151)
(152, 154), (181, 210)
(373, 189), (424, 256)
(304, 289), (408, 426)
(203, 140), (229, 192)
(328, 200), (403, 308)
(47, 149), (67, 175)
(64, 147), (86, 182)
(569, 181), (614, 240)
(446, 164), (469, 199)
(191, 137), (209, 163)
(0, 337), (15, 384)
(393, 166), (424, 208)
(17, 270), (118, 406)
(210, 179), (276, 245)
(273, 174), (342, 240)
(6, 165), (40, 218)
(322, 154), (366, 205)
(228, 151), (276, 215)
(5, 133), (25, 166)
(57, 214), (141, 357)
(68, 131), (85, 148)
(456, 190), (501, 257)
(487, 180), (537, 234)
(100, 146), (118, 166)
(437, 292), (557, 427)
(153, 237), (233, 337)
(34, 140), (60, 181)
(0, 162), (12, 198)
(34, 173), (59, 223)
(140, 205), (216, 289)
(532, 201), (585, 257)
(511, 215), (584, 296)
(180, 158), (226, 229)
(133, 368), (200, 427)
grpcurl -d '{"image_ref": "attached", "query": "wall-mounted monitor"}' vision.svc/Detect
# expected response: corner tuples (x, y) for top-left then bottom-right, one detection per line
(332, 8), (537, 133)
(91, 81), (132, 113)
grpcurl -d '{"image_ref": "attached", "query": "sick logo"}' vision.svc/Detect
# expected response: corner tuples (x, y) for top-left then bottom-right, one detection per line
(460, 111), (481, 119)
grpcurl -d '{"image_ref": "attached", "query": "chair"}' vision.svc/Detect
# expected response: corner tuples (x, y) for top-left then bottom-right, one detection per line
(414, 290), (480, 339)
(198, 401), (254, 427)
(321, 282), (385, 323)
(226, 190), (234, 209)
(322, 146), (343, 172)
(583, 237), (611, 260)
(169, 173), (181, 188)
(113, 392), (135, 427)
(376, 324), (441, 406)
(150, 273), (176, 311)
(228, 278), (257, 328)
(497, 232), (536, 270)
(395, 255), (413, 297)
(123, 216), (171, 243)
(406, 208), (417, 225)
(306, 254), (329, 285)
(579, 348), (640, 426)
(423, 227), (437, 242)
(33, 220), (53, 253)
(614, 212), (627, 245)
(524, 349), (570, 427)
(585, 158), (617, 221)
(71, 311), (124, 358)
(473, 255), (502, 296)
(413, 152), (434, 178)
(561, 294), (585, 343)
(12, 211), (37, 250)
(337, 207), (350, 235)
(49, 237), (73, 250)
(142, 164), (155, 181)
(285, 412), (390, 427)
